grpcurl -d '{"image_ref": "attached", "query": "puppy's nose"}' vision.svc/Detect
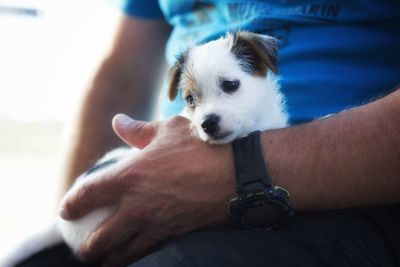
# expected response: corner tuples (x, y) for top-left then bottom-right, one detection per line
(201, 114), (220, 135)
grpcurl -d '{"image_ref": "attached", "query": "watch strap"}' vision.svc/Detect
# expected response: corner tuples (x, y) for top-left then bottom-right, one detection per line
(232, 131), (271, 194)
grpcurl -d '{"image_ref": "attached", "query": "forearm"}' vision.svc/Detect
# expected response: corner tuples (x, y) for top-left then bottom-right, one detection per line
(63, 60), (146, 188)
(62, 17), (171, 190)
(262, 89), (400, 210)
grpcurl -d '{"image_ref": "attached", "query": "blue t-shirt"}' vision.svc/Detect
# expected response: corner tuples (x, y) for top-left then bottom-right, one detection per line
(109, 0), (400, 124)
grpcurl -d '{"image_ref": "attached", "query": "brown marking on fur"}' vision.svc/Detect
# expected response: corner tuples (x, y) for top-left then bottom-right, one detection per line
(180, 68), (203, 110)
(181, 70), (200, 98)
(168, 51), (188, 101)
(168, 64), (180, 101)
(169, 51), (203, 108)
(231, 32), (279, 76)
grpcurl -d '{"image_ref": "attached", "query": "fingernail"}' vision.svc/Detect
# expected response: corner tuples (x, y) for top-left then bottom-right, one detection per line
(114, 114), (134, 128)
(59, 206), (71, 220)
(58, 198), (70, 219)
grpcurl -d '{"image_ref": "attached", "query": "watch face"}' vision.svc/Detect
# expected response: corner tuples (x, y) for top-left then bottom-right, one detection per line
(245, 201), (282, 229)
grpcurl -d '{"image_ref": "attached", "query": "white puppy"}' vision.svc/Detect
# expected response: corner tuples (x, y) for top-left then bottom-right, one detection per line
(1, 32), (288, 267)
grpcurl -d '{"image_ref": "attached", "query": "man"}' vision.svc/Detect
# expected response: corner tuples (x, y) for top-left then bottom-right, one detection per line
(55, 1), (400, 267)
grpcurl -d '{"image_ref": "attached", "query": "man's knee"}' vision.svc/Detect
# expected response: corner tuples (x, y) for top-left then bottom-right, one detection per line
(129, 228), (306, 267)
(128, 210), (397, 267)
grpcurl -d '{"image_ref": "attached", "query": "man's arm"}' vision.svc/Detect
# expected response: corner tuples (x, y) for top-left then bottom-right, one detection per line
(60, 89), (400, 266)
(62, 16), (171, 190)
(263, 88), (400, 210)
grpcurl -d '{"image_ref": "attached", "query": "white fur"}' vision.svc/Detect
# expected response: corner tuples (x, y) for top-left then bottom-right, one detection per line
(59, 146), (137, 252)
(0, 32), (288, 267)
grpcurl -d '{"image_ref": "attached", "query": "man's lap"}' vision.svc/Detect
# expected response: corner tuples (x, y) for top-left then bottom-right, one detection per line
(17, 208), (399, 267)
(131, 209), (397, 267)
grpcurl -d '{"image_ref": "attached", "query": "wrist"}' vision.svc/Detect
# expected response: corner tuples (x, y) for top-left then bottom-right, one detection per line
(260, 128), (295, 191)
(260, 129), (281, 185)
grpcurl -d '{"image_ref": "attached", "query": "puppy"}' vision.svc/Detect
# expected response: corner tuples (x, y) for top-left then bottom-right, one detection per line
(1, 32), (288, 267)
(169, 32), (287, 142)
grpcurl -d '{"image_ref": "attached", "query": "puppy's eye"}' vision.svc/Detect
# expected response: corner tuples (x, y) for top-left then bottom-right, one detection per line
(185, 94), (195, 108)
(221, 79), (240, 93)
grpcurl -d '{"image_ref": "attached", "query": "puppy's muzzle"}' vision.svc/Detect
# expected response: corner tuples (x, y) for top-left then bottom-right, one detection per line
(201, 114), (220, 136)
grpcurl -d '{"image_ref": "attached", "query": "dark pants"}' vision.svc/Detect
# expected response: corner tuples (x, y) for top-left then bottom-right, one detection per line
(18, 207), (400, 267)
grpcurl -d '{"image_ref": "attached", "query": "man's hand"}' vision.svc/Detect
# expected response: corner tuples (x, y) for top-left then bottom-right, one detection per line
(60, 114), (235, 267)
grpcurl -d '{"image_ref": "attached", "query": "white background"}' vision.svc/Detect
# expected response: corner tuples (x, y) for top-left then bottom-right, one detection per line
(0, 0), (120, 254)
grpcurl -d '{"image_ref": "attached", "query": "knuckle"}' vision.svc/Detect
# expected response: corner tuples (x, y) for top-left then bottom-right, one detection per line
(165, 116), (190, 132)
(76, 183), (93, 203)
(78, 233), (103, 262)
(161, 224), (180, 239)
(169, 116), (186, 125)
(77, 246), (93, 262)
(130, 121), (146, 137)
(117, 166), (143, 191)
(132, 206), (152, 223)
(61, 183), (93, 218)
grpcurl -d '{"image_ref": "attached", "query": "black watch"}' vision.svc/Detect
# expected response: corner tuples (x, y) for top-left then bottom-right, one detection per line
(229, 131), (293, 230)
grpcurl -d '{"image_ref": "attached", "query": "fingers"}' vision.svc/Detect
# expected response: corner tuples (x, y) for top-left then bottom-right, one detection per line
(60, 170), (122, 220)
(102, 231), (159, 267)
(77, 208), (140, 263)
(112, 114), (159, 149)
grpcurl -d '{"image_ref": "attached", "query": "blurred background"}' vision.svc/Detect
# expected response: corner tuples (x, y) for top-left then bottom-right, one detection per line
(0, 0), (120, 253)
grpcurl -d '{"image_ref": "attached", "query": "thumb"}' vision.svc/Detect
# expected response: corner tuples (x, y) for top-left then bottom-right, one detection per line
(112, 114), (159, 149)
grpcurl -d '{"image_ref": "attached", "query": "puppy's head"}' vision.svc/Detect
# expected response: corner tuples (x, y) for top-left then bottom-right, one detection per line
(168, 32), (279, 144)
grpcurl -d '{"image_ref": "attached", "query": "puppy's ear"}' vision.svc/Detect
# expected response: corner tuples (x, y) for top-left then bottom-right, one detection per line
(231, 32), (279, 76)
(167, 52), (187, 101)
